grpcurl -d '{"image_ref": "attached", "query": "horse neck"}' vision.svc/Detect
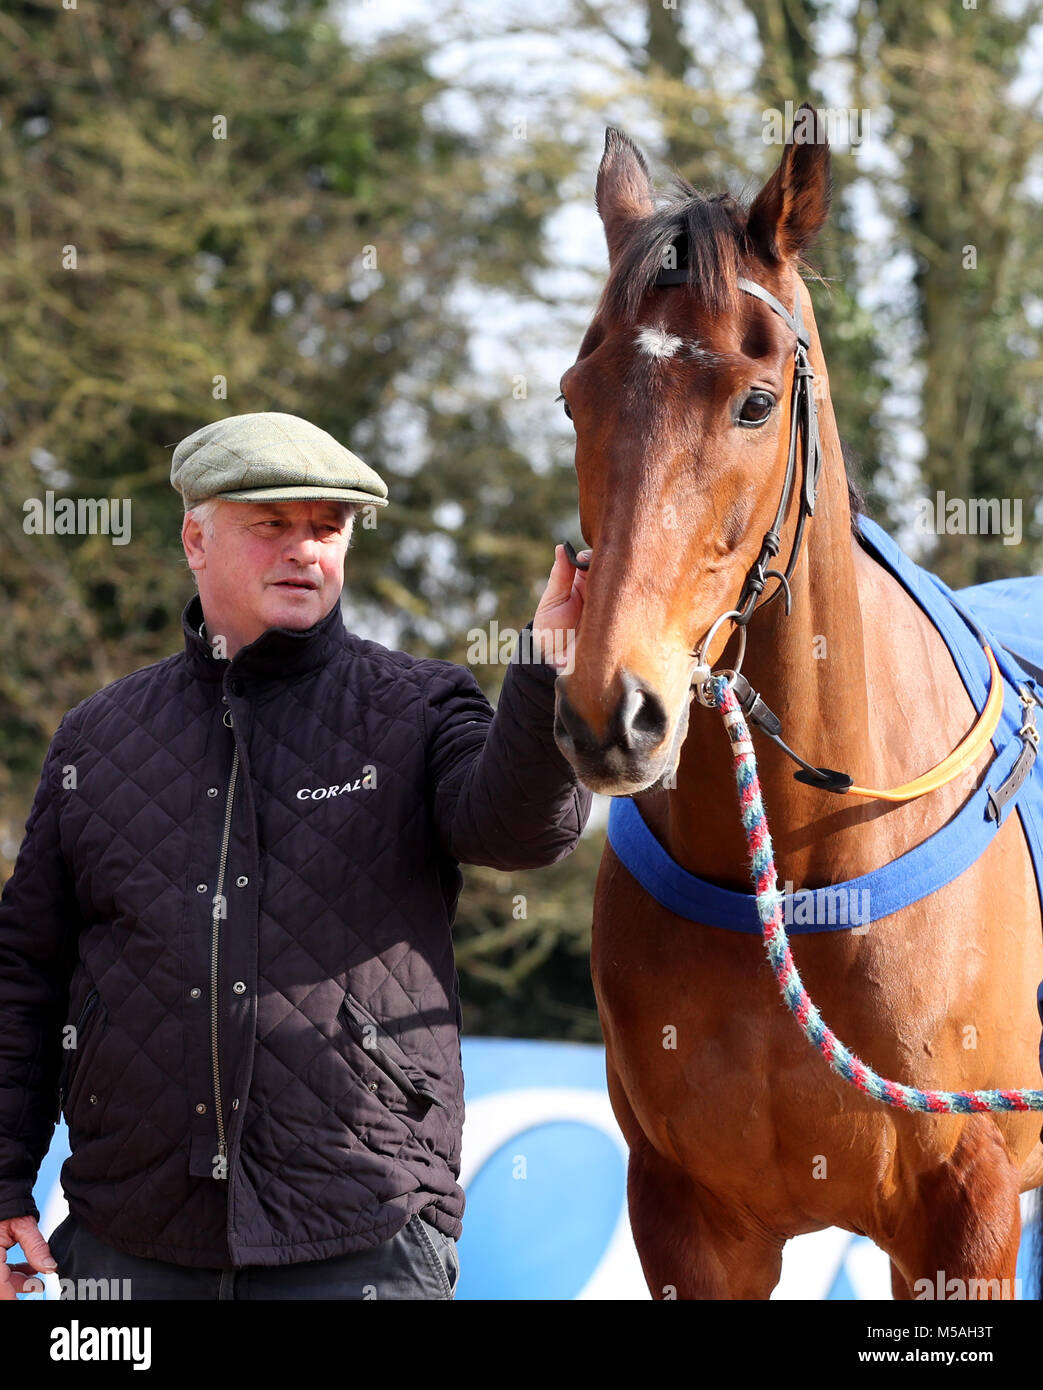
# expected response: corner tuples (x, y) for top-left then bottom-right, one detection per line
(660, 343), (877, 890)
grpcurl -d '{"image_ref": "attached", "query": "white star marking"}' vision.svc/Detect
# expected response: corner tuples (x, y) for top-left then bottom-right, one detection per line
(636, 325), (684, 358)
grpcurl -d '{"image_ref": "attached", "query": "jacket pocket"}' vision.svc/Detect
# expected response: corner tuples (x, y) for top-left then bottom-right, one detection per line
(57, 987), (103, 1115)
(340, 992), (445, 1112)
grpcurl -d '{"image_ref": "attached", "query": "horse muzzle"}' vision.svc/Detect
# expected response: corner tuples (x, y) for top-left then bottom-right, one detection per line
(553, 668), (693, 795)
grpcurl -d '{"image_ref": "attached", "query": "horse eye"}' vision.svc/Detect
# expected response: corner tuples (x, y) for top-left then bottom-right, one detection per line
(738, 390), (775, 426)
(556, 393), (573, 421)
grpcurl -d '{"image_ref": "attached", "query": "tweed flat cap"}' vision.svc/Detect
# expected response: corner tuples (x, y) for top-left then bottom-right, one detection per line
(170, 411), (389, 510)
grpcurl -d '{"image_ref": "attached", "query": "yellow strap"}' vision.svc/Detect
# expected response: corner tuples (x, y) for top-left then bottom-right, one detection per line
(846, 645), (1004, 802)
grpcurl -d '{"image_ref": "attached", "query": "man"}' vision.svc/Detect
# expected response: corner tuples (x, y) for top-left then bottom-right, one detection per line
(0, 411), (593, 1300)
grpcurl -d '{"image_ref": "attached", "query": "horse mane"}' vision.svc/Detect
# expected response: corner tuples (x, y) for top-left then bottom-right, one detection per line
(601, 178), (747, 323)
(599, 175), (865, 533)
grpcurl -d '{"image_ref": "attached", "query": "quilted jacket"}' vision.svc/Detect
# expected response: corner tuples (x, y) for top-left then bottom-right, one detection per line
(0, 594), (593, 1268)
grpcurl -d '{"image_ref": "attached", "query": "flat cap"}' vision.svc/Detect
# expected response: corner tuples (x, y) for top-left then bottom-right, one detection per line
(170, 411), (389, 510)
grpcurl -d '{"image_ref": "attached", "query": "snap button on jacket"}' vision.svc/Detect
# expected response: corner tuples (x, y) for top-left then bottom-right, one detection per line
(0, 596), (592, 1268)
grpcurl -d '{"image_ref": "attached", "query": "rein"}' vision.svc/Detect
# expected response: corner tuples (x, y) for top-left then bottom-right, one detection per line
(712, 672), (1043, 1113)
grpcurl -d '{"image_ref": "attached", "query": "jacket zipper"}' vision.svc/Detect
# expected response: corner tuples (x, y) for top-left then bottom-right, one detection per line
(58, 987), (100, 1108)
(211, 703), (239, 1179)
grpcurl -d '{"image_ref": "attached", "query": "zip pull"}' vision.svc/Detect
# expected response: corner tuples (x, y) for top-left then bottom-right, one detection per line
(212, 1140), (228, 1181)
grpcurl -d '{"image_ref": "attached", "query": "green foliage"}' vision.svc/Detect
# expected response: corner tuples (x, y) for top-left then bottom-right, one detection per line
(867, 0), (1043, 582)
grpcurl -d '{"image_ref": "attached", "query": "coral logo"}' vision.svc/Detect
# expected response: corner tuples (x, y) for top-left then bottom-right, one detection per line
(295, 765), (377, 800)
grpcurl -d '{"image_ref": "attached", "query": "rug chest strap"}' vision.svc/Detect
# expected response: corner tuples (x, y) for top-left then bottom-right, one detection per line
(986, 694), (1039, 823)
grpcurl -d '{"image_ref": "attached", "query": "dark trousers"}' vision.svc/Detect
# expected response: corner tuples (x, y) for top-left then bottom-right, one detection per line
(47, 1211), (459, 1301)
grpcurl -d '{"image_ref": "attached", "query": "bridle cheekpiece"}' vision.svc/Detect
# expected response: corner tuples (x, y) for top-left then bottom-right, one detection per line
(651, 262), (823, 706)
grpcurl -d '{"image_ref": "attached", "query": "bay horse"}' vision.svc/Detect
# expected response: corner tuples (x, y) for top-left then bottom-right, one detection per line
(553, 108), (1043, 1300)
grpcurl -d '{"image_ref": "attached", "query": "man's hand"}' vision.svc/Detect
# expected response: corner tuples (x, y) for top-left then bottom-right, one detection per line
(531, 543), (591, 673)
(0, 1215), (57, 1301)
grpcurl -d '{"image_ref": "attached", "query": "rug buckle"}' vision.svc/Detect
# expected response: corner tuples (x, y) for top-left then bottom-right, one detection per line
(1018, 687), (1039, 747)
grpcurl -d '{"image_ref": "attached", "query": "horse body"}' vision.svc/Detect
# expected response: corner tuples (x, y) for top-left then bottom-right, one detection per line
(557, 113), (1043, 1298)
(593, 814), (1043, 1297)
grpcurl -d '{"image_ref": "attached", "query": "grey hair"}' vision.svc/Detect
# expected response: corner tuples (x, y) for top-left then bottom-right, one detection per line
(186, 498), (221, 537)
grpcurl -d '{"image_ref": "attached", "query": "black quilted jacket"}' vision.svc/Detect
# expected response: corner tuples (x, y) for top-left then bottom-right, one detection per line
(0, 595), (592, 1268)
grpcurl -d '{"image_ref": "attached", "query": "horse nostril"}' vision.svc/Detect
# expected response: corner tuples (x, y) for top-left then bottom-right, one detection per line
(630, 690), (666, 739)
(555, 670), (672, 770)
(615, 671), (668, 751)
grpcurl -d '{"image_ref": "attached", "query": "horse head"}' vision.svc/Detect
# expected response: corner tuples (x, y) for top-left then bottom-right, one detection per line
(554, 106), (838, 796)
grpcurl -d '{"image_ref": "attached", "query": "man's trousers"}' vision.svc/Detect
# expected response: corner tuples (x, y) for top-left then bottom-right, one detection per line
(46, 1210), (459, 1300)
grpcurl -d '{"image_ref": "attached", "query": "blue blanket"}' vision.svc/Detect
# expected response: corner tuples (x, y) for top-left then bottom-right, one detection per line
(954, 576), (1043, 680)
(606, 515), (1043, 933)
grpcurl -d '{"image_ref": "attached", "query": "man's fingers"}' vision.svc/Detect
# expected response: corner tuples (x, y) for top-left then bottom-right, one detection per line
(535, 546), (574, 611)
(554, 545), (591, 594)
(20, 1230), (56, 1274)
(0, 1262), (44, 1301)
(3, 1216), (57, 1274)
(8, 1263), (47, 1295)
(0, 1215), (56, 1299)
(552, 543), (576, 589)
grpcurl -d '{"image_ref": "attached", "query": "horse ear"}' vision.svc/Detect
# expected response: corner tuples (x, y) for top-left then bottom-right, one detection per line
(746, 103), (832, 264)
(595, 127), (655, 265)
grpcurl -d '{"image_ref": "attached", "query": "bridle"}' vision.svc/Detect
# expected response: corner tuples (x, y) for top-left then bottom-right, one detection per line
(658, 266), (872, 791)
(567, 266), (821, 696)
(651, 267), (823, 707)
(563, 261), (1017, 801)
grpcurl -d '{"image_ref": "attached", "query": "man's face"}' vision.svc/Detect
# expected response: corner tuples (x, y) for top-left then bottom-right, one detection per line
(182, 498), (353, 654)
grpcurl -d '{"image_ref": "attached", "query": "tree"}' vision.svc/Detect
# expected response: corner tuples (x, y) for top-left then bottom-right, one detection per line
(866, 0), (1043, 582)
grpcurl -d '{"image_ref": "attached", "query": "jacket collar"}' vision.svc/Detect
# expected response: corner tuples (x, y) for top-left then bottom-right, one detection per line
(181, 591), (350, 683)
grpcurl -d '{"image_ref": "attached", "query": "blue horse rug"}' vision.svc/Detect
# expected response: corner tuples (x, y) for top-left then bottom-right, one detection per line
(606, 514), (1043, 934)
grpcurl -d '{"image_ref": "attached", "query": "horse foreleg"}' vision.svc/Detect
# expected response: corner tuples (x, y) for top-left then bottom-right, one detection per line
(890, 1261), (912, 1299)
(625, 1133), (784, 1300)
(886, 1122), (1023, 1301)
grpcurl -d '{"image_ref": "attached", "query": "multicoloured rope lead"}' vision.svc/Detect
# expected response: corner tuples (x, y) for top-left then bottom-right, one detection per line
(711, 674), (1043, 1113)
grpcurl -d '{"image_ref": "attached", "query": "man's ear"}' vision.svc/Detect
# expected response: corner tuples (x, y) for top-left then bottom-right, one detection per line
(746, 103), (832, 263)
(595, 126), (655, 267)
(182, 512), (207, 577)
